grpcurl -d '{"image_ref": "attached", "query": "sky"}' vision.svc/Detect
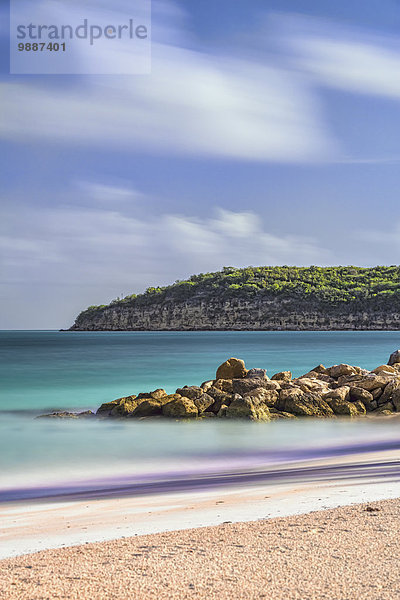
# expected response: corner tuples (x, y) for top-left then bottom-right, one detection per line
(1, 0), (400, 329)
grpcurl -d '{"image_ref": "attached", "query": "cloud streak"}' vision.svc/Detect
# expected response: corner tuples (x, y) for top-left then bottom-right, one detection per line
(0, 1), (335, 163)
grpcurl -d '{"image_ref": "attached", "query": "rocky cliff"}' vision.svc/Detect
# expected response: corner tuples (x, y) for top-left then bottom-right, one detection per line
(69, 265), (400, 331)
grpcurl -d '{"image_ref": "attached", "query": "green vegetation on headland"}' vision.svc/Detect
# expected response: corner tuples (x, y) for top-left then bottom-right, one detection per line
(69, 266), (400, 331)
(39, 350), (400, 422)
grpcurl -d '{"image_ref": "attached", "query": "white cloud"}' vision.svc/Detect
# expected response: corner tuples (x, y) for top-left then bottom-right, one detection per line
(298, 38), (400, 99)
(0, 2), (335, 163)
(77, 181), (143, 204)
(0, 204), (328, 291)
(284, 15), (400, 100)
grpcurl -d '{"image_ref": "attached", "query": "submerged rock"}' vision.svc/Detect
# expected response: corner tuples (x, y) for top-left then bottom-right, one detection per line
(37, 411), (95, 420)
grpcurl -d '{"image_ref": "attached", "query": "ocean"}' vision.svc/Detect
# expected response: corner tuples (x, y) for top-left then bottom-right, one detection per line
(1, 330), (400, 502)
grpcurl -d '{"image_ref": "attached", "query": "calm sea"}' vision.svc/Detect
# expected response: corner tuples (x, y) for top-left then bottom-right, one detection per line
(1, 330), (400, 501)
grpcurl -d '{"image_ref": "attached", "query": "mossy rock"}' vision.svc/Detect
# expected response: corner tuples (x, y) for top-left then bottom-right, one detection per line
(111, 397), (140, 417)
(244, 387), (279, 408)
(193, 393), (214, 413)
(225, 396), (270, 421)
(131, 399), (164, 418)
(352, 401), (366, 415)
(375, 401), (395, 414)
(278, 389), (334, 417)
(269, 410), (297, 420)
(207, 387), (233, 414)
(98, 395), (138, 417)
(213, 379), (234, 393)
(162, 396), (198, 418)
(326, 398), (359, 417)
(176, 386), (203, 400)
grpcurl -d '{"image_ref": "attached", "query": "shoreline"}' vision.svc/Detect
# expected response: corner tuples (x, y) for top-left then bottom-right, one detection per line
(1, 448), (400, 560)
(2, 497), (400, 599)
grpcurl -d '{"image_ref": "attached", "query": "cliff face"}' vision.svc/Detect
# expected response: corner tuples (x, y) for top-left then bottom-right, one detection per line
(69, 297), (400, 331)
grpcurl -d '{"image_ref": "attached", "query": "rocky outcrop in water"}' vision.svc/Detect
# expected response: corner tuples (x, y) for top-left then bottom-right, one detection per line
(39, 351), (400, 421)
(38, 350), (400, 422)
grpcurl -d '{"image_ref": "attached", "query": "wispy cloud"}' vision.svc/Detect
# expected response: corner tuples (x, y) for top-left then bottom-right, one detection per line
(0, 1), (335, 163)
(1, 204), (328, 286)
(0, 200), (330, 327)
(284, 14), (400, 100)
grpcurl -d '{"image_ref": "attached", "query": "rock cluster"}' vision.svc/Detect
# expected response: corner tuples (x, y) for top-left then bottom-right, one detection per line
(39, 352), (400, 422)
(91, 352), (400, 422)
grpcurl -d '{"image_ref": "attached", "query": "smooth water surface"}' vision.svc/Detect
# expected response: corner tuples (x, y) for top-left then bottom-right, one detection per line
(1, 330), (400, 412)
(1, 331), (400, 502)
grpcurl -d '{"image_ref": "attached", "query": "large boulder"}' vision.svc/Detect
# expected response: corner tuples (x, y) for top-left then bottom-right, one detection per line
(372, 365), (396, 375)
(233, 378), (268, 396)
(131, 392), (174, 418)
(216, 358), (247, 380)
(349, 387), (376, 412)
(213, 379), (234, 393)
(391, 388), (400, 411)
(131, 399), (163, 417)
(293, 378), (330, 394)
(200, 380), (214, 393)
(246, 368), (268, 380)
(162, 396), (198, 418)
(329, 364), (358, 378)
(110, 396), (139, 417)
(244, 387), (279, 408)
(347, 374), (394, 391)
(217, 404), (229, 418)
(324, 386), (351, 403)
(206, 386), (232, 413)
(136, 389), (167, 401)
(277, 388), (334, 417)
(299, 371), (334, 384)
(376, 402), (395, 414)
(193, 393), (214, 413)
(388, 350), (400, 366)
(233, 378), (279, 395)
(352, 401), (366, 415)
(176, 386), (203, 400)
(97, 395), (137, 417)
(378, 380), (400, 404)
(327, 398), (360, 417)
(271, 371), (292, 382)
(225, 395), (270, 421)
(312, 364), (329, 374)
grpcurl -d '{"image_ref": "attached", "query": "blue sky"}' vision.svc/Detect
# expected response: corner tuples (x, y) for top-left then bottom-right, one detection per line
(1, 0), (400, 328)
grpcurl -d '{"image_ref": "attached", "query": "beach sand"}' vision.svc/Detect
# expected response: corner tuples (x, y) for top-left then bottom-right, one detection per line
(1, 498), (400, 599)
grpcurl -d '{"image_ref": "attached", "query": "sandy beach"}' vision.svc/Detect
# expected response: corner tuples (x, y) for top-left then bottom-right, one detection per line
(1, 497), (399, 599)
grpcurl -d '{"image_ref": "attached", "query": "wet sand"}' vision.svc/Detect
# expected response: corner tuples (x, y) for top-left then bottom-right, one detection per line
(1, 497), (400, 599)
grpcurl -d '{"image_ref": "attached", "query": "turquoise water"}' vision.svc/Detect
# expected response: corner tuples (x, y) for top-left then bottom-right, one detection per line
(1, 330), (400, 412)
(1, 330), (400, 502)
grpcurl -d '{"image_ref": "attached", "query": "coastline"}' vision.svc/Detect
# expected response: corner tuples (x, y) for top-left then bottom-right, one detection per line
(2, 496), (400, 599)
(1, 447), (400, 560)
